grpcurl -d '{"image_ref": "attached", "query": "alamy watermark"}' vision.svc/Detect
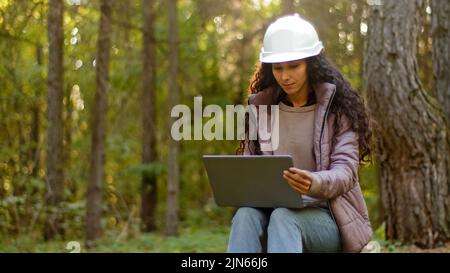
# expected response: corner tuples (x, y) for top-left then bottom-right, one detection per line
(170, 96), (280, 151)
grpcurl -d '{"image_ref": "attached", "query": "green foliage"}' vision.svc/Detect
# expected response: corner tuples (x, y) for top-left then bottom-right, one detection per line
(373, 221), (385, 241)
(359, 162), (382, 231)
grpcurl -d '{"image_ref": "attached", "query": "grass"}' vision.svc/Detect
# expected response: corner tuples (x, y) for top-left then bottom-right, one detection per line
(1, 204), (449, 253)
(2, 226), (449, 253)
(0, 225), (230, 253)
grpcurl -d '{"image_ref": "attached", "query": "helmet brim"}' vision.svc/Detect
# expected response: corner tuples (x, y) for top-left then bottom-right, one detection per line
(259, 44), (323, 63)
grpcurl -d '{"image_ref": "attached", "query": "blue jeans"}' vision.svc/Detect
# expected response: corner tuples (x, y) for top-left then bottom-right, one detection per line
(227, 207), (341, 253)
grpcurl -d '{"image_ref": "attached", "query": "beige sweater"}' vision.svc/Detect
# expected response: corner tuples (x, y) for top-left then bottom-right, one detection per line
(273, 101), (327, 207)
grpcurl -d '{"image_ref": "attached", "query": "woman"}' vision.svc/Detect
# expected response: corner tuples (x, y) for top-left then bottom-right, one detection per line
(229, 14), (373, 253)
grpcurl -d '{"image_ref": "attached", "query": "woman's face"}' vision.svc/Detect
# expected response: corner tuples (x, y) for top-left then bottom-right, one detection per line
(271, 59), (308, 96)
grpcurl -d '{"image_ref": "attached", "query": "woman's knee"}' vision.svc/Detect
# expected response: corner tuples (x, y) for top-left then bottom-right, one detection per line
(268, 208), (298, 230)
(232, 207), (267, 225)
(270, 208), (294, 222)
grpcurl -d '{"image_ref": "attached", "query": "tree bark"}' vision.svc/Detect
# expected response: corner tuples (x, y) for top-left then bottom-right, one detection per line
(122, 0), (132, 51)
(31, 44), (43, 177)
(44, 0), (64, 240)
(141, 0), (158, 232)
(64, 83), (74, 193)
(431, 0), (450, 123)
(86, 0), (112, 245)
(281, 0), (295, 15)
(165, 0), (179, 236)
(364, 0), (450, 248)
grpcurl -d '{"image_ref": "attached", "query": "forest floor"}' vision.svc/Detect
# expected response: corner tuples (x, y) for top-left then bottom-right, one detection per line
(1, 225), (449, 253)
(0, 226), (230, 253)
(381, 241), (450, 253)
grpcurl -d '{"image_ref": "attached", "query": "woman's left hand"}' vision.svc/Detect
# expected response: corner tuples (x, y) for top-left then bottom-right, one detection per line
(282, 167), (314, 194)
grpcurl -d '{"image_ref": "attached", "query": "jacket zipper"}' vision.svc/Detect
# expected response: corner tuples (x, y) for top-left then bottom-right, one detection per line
(318, 86), (341, 251)
(319, 85), (336, 168)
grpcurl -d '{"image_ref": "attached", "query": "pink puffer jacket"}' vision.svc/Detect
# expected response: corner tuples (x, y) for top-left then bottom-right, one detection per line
(244, 82), (372, 253)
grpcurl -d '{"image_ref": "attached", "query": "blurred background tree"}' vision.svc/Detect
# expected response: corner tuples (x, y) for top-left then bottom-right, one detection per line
(86, 0), (112, 246)
(44, 0), (64, 240)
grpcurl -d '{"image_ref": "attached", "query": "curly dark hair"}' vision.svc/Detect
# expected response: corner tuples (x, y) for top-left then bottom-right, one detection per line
(237, 52), (373, 164)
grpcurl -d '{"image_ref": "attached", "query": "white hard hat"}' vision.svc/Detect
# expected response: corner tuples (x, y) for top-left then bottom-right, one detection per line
(259, 14), (323, 63)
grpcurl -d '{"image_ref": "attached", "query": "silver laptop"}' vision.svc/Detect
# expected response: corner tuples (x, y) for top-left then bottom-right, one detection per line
(202, 155), (304, 208)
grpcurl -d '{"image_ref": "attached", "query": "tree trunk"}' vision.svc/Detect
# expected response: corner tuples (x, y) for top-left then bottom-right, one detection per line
(141, 0), (158, 232)
(64, 83), (75, 194)
(431, 0), (450, 123)
(165, 0), (179, 236)
(31, 44), (43, 177)
(364, 0), (450, 248)
(65, 83), (72, 166)
(235, 38), (247, 105)
(122, 0), (132, 51)
(44, 0), (64, 240)
(86, 0), (112, 245)
(281, 0), (295, 15)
